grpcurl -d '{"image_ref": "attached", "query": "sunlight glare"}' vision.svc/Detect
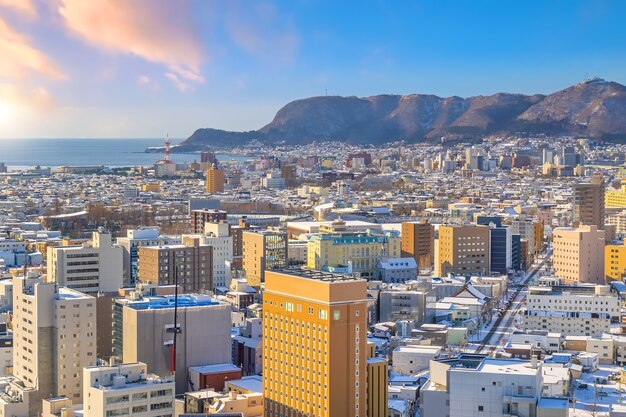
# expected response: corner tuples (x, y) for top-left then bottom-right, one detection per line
(0, 102), (13, 125)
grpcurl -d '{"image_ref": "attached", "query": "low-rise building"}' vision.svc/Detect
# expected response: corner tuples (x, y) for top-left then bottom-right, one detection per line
(420, 354), (568, 417)
(83, 362), (175, 417)
(375, 258), (418, 283)
(526, 285), (619, 322)
(391, 345), (442, 375)
(522, 310), (610, 337)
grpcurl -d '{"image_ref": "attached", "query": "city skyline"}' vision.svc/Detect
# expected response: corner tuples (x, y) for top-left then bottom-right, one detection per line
(1, 0), (626, 138)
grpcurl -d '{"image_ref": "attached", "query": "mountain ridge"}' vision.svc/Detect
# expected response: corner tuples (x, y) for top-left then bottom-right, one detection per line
(175, 78), (626, 150)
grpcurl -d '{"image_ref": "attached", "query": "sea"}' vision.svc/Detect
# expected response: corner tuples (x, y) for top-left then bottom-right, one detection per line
(0, 138), (251, 170)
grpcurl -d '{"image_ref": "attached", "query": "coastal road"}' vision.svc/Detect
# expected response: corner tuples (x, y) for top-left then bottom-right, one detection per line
(475, 249), (552, 354)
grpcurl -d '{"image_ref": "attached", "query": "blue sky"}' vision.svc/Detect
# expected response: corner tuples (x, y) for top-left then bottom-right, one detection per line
(0, 0), (625, 138)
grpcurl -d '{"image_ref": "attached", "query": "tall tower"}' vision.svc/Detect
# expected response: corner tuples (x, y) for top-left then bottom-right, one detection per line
(205, 163), (225, 193)
(573, 172), (605, 229)
(263, 269), (367, 417)
(164, 135), (171, 163)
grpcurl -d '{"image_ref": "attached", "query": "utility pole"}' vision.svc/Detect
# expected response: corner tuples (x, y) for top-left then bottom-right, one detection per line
(592, 380), (597, 417)
(171, 263), (182, 378)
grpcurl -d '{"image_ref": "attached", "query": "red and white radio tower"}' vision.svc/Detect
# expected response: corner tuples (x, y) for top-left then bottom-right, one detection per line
(164, 135), (171, 162)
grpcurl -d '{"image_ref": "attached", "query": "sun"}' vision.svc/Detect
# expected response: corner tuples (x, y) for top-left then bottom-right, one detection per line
(0, 102), (14, 124)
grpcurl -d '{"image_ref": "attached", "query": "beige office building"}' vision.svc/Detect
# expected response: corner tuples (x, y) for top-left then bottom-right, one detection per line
(434, 224), (490, 277)
(47, 230), (123, 294)
(553, 225), (605, 284)
(573, 172), (605, 228)
(83, 362), (175, 417)
(12, 274), (96, 415)
(263, 269), (368, 417)
(242, 230), (287, 287)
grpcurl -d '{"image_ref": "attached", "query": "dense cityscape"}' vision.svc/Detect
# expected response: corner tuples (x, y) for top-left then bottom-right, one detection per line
(4, 1), (626, 416)
(0, 134), (625, 417)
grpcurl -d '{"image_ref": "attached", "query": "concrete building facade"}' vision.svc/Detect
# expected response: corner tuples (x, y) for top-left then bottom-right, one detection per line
(47, 230), (123, 294)
(573, 173), (605, 228)
(242, 230), (288, 287)
(12, 274), (96, 415)
(116, 228), (181, 286)
(115, 293), (231, 394)
(82, 362), (175, 417)
(138, 241), (213, 292)
(552, 225), (605, 284)
(401, 220), (434, 269)
(434, 224), (490, 277)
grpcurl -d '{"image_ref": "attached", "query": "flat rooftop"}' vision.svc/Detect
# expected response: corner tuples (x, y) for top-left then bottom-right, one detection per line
(477, 358), (539, 376)
(189, 363), (240, 374)
(226, 375), (262, 394)
(394, 345), (442, 354)
(272, 268), (361, 282)
(528, 284), (610, 297)
(57, 287), (94, 300)
(124, 294), (221, 310)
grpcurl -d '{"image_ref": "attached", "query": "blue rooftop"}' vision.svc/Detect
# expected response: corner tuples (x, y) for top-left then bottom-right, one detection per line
(126, 295), (220, 310)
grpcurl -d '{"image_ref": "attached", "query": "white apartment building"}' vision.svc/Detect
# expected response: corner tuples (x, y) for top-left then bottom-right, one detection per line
(12, 273), (96, 415)
(421, 355), (568, 417)
(526, 285), (619, 321)
(522, 310), (609, 337)
(83, 362), (175, 417)
(47, 230), (123, 294)
(392, 345), (442, 375)
(509, 330), (561, 353)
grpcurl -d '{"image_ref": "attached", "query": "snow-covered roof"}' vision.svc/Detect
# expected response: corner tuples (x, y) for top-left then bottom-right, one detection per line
(377, 257), (417, 270)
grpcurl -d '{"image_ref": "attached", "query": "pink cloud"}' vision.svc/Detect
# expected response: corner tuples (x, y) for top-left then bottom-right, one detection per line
(0, 17), (65, 80)
(0, 0), (37, 18)
(164, 72), (189, 92)
(58, 0), (204, 85)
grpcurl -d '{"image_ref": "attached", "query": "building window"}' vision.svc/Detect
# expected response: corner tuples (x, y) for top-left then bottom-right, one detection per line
(333, 310), (341, 320)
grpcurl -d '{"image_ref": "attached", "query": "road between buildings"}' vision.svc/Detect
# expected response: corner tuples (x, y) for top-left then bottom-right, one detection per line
(475, 249), (552, 354)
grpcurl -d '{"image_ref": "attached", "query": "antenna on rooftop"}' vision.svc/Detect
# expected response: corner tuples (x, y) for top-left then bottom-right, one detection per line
(23, 244), (27, 277)
(325, 86), (328, 97)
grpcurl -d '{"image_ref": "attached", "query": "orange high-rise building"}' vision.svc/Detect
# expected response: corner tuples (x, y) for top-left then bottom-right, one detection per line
(206, 163), (225, 193)
(401, 219), (434, 268)
(263, 269), (368, 417)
